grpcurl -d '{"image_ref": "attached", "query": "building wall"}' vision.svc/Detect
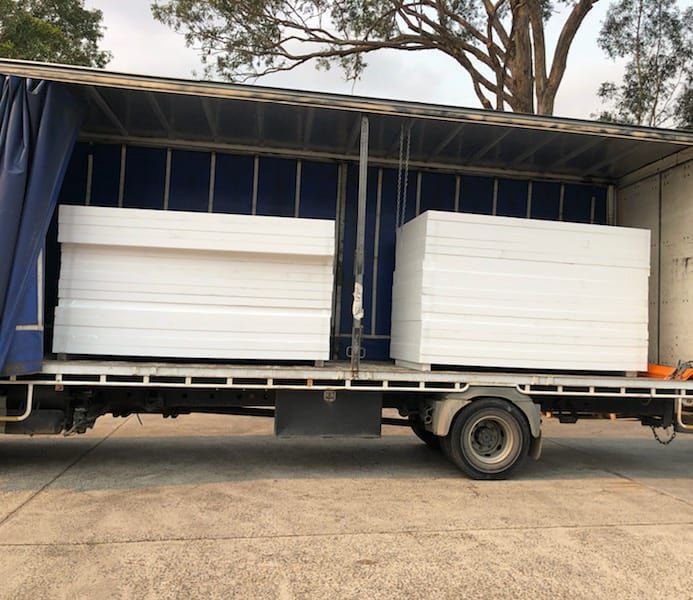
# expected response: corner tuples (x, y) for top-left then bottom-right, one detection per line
(48, 141), (609, 361)
(617, 157), (693, 365)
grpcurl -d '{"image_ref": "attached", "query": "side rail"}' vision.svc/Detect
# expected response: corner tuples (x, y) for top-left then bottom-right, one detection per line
(0, 383), (33, 423)
(675, 396), (693, 432)
(3, 365), (693, 430)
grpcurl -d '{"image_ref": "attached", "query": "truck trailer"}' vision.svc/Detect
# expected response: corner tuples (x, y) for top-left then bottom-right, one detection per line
(1, 59), (693, 480)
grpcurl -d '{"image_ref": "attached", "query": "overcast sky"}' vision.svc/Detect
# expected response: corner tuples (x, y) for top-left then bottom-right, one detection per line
(85, 1), (630, 120)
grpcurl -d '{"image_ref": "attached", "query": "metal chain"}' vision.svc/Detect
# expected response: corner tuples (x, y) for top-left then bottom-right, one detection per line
(400, 125), (411, 228)
(396, 124), (404, 229)
(651, 425), (677, 445)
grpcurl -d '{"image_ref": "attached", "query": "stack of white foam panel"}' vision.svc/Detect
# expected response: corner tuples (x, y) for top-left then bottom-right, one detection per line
(391, 210), (650, 372)
(53, 205), (335, 361)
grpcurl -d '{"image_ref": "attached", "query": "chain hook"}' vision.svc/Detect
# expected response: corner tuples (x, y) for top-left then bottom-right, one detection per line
(650, 425), (676, 445)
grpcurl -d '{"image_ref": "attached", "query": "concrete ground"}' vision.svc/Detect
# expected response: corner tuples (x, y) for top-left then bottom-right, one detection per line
(0, 414), (691, 600)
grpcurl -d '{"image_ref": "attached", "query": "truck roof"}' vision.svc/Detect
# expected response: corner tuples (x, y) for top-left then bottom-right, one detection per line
(2, 58), (692, 184)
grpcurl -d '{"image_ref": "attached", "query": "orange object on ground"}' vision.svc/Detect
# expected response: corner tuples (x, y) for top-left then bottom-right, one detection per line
(646, 363), (693, 380)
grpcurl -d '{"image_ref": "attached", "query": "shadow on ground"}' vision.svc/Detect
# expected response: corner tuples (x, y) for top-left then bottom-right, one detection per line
(1, 431), (690, 492)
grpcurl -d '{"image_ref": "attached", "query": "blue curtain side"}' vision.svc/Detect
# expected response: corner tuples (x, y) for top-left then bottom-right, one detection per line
(0, 76), (84, 375)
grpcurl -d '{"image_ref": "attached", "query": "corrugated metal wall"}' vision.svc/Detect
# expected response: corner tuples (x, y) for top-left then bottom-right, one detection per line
(48, 141), (609, 360)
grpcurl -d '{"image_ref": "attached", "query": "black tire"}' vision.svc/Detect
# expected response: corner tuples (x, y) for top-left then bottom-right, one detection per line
(444, 398), (530, 480)
(409, 416), (441, 450)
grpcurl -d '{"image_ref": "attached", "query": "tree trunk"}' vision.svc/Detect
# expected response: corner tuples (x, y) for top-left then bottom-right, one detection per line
(536, 92), (556, 115)
(507, 1), (535, 113)
(538, 0), (597, 116)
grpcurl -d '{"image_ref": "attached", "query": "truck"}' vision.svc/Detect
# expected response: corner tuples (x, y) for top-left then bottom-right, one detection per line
(1, 59), (692, 480)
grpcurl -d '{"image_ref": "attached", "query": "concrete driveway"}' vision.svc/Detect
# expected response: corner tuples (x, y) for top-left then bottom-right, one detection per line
(0, 415), (691, 599)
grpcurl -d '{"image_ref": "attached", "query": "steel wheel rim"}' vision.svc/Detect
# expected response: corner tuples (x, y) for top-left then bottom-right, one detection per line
(461, 412), (520, 472)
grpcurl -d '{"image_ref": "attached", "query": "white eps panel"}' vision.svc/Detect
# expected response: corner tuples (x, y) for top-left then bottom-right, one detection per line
(391, 211), (650, 372)
(53, 205), (335, 361)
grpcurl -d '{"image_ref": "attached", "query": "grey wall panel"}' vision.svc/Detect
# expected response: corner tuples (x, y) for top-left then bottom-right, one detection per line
(616, 175), (660, 363)
(659, 160), (693, 364)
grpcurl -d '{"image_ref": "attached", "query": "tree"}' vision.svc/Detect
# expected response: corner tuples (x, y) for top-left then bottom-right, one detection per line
(0, 0), (111, 68)
(673, 74), (692, 129)
(596, 0), (692, 128)
(151, 0), (601, 116)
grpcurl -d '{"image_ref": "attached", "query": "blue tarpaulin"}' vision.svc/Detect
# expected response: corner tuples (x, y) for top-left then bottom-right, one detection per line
(0, 76), (83, 375)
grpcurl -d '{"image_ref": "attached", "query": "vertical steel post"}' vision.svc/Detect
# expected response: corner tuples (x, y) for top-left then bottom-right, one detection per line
(351, 116), (369, 374)
(607, 184), (616, 225)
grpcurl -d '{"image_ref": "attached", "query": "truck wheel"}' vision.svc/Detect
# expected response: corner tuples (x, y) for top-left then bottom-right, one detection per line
(409, 415), (441, 450)
(442, 398), (530, 480)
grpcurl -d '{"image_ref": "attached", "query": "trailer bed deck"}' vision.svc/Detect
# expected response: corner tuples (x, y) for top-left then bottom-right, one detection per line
(3, 360), (693, 400)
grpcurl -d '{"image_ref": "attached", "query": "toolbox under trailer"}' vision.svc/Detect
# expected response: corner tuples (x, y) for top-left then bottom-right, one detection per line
(1, 60), (693, 479)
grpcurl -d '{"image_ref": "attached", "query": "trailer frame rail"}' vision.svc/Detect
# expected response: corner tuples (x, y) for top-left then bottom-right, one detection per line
(2, 360), (693, 399)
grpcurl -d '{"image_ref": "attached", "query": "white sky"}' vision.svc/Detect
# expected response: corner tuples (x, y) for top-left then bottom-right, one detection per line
(85, 0), (628, 119)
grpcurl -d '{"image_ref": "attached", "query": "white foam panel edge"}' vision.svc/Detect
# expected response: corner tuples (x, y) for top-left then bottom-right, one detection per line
(390, 210), (651, 372)
(53, 205), (335, 361)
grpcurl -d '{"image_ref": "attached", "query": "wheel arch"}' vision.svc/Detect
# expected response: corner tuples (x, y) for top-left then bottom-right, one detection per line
(427, 386), (541, 440)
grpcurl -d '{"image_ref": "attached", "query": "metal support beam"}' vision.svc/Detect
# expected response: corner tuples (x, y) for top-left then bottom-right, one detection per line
(146, 92), (170, 130)
(351, 116), (369, 375)
(347, 117), (362, 153)
(474, 128), (513, 161)
(591, 141), (642, 174)
(302, 109), (315, 149)
(417, 121), (427, 155)
(255, 104), (265, 141)
(430, 123), (465, 159)
(331, 163), (348, 358)
(388, 124), (406, 155)
(208, 152), (217, 212)
(201, 97), (218, 139)
(163, 148), (172, 209)
(551, 136), (604, 168)
(79, 133), (617, 185)
(607, 184), (616, 225)
(118, 144), (126, 207)
(513, 133), (555, 163)
(85, 153), (93, 205)
(88, 86), (128, 136)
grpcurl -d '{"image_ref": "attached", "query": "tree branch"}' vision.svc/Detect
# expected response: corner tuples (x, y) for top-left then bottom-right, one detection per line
(153, 0), (599, 116)
(527, 0), (547, 107)
(482, 0), (511, 48)
(544, 0), (598, 112)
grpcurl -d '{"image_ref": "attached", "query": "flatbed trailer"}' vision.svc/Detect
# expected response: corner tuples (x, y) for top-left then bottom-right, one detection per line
(1, 60), (693, 479)
(2, 360), (692, 479)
